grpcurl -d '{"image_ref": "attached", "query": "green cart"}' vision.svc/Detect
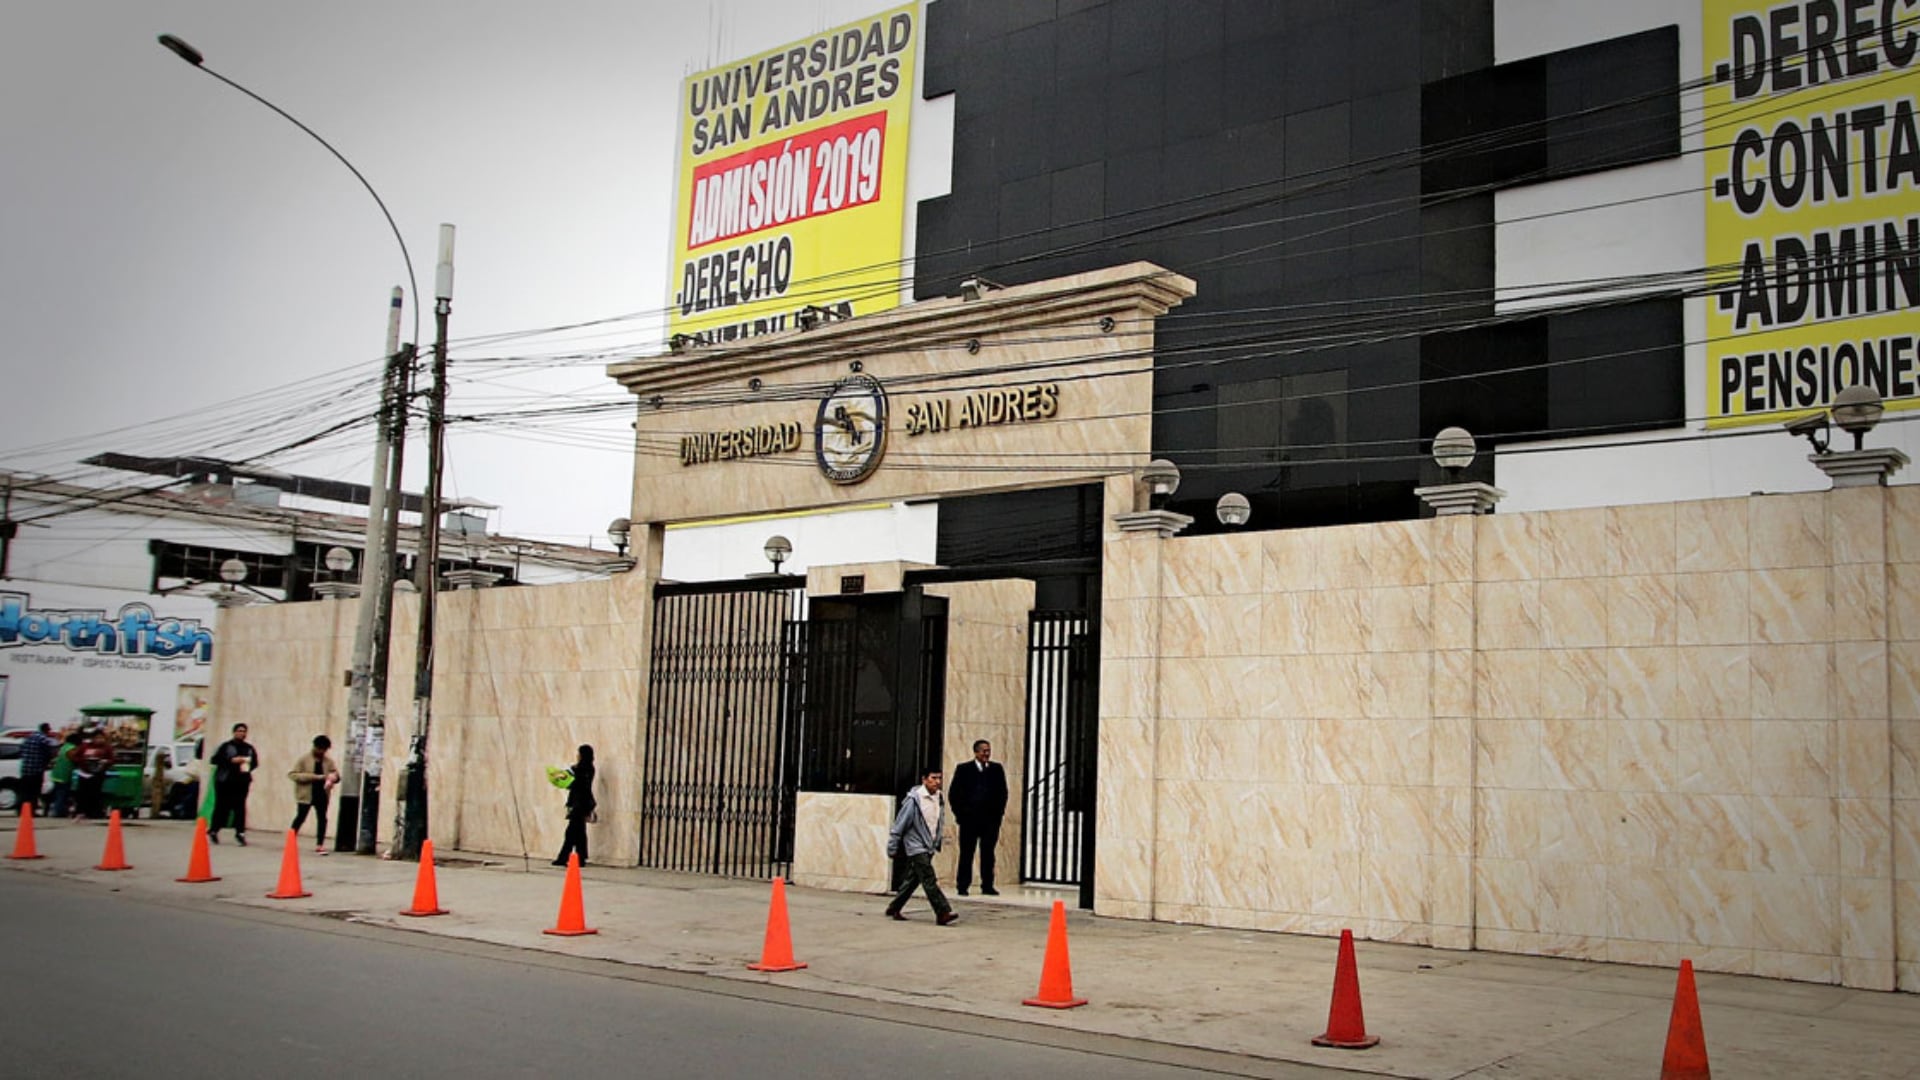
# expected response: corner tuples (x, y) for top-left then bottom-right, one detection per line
(76, 697), (156, 814)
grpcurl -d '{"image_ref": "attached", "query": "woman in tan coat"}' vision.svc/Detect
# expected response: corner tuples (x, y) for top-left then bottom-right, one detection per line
(288, 735), (341, 854)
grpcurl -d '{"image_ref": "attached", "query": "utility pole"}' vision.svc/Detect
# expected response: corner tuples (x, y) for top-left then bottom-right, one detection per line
(395, 223), (454, 861)
(358, 339), (412, 854)
(1, 478), (15, 579)
(336, 287), (405, 853)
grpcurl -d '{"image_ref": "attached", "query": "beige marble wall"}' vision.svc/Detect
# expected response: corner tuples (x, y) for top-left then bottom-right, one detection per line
(792, 792), (894, 893)
(208, 595), (357, 834)
(927, 578), (1034, 886)
(210, 524), (662, 867)
(1099, 487), (1914, 992)
(398, 562), (654, 867)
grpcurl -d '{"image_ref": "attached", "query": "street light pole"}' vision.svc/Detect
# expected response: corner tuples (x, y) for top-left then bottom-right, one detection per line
(157, 32), (425, 855)
(395, 224), (455, 862)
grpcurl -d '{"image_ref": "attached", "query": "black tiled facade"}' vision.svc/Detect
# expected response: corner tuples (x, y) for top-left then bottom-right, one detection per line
(915, 0), (1686, 535)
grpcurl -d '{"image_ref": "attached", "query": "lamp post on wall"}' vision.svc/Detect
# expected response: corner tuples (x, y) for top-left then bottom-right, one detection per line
(157, 33), (423, 855)
(1801, 384), (1910, 487)
(764, 535), (792, 575)
(1215, 492), (1251, 527)
(1414, 426), (1505, 516)
(211, 557), (253, 608)
(311, 546), (360, 600)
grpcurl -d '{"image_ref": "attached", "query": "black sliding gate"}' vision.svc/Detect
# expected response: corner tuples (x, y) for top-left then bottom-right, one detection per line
(640, 579), (807, 879)
(1021, 610), (1099, 906)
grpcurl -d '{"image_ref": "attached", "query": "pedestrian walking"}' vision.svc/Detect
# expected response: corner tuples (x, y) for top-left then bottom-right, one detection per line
(148, 748), (172, 820)
(949, 738), (1008, 896)
(207, 723), (259, 845)
(72, 725), (114, 820)
(17, 723), (58, 816)
(47, 731), (80, 818)
(288, 735), (341, 853)
(551, 744), (596, 867)
(884, 767), (957, 925)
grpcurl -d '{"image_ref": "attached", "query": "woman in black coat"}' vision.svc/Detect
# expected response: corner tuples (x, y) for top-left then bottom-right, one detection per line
(552, 745), (596, 867)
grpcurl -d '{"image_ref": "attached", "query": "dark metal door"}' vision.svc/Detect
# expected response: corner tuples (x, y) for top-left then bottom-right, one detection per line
(640, 579), (806, 878)
(799, 591), (947, 798)
(1021, 610), (1099, 906)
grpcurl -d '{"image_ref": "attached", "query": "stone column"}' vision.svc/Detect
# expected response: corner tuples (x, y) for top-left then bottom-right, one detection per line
(1093, 474), (1192, 919)
(1427, 514), (1478, 949)
(610, 521), (665, 868)
(1831, 486), (1896, 990)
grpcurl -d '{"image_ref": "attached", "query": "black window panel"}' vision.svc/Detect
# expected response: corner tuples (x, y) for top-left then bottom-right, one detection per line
(1105, 147), (1165, 217)
(1422, 25), (1679, 194)
(1052, 161), (1106, 227)
(1285, 18), (1351, 114)
(1107, 68), (1164, 156)
(1223, 34), (1289, 129)
(998, 172), (1054, 245)
(149, 540), (288, 594)
(1420, 0), (1496, 83)
(912, 195), (969, 301)
(1055, 3), (1112, 80)
(922, 0), (963, 98)
(1164, 57), (1226, 141)
(1227, 0), (1289, 38)
(936, 484), (1104, 567)
(997, 96), (1053, 180)
(1351, 1), (1424, 98)
(1221, 117), (1286, 189)
(1109, 0), (1168, 74)
(1052, 75), (1109, 168)
(1419, 194), (1495, 307)
(1168, 0), (1226, 62)
(1546, 297), (1685, 435)
(1419, 319), (1550, 442)
(950, 114), (1002, 194)
(1417, 299), (1684, 446)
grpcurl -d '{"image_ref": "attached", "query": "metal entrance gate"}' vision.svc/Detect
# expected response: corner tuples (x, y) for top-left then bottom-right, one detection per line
(640, 580), (806, 879)
(1021, 610), (1098, 906)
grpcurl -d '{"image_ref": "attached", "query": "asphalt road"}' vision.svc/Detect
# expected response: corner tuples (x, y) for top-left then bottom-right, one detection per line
(3, 872), (1353, 1079)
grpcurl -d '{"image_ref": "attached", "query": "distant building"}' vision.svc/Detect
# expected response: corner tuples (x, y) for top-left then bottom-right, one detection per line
(0, 456), (627, 746)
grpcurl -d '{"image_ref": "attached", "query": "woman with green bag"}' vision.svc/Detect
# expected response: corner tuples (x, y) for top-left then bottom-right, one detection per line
(551, 745), (596, 867)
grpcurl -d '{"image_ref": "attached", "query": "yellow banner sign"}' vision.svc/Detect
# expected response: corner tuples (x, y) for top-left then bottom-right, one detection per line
(668, 4), (918, 346)
(1704, 0), (1920, 426)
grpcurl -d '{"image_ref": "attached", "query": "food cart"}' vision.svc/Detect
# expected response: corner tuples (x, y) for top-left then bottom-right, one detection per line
(76, 697), (156, 814)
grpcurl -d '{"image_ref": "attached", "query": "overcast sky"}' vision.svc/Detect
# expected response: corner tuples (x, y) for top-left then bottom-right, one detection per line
(2, 0), (903, 548)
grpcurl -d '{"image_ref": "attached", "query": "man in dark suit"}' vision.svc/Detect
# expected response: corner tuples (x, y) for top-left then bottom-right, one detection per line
(948, 739), (1008, 896)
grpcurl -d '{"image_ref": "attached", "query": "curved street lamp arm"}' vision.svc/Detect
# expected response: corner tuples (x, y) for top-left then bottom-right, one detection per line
(161, 38), (422, 352)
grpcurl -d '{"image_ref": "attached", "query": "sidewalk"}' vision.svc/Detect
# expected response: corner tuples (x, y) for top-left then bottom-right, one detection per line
(8, 815), (1919, 1079)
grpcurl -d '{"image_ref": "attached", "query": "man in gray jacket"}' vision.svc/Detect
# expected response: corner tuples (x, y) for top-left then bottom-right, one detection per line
(884, 767), (958, 925)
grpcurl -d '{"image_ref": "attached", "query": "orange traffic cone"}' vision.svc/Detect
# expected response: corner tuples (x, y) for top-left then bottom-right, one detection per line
(1661, 959), (1711, 1079)
(1022, 899), (1088, 1008)
(265, 829), (312, 899)
(401, 838), (448, 917)
(544, 852), (597, 936)
(95, 809), (132, 871)
(8, 802), (45, 860)
(177, 817), (221, 883)
(1312, 929), (1380, 1049)
(747, 876), (808, 972)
